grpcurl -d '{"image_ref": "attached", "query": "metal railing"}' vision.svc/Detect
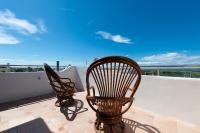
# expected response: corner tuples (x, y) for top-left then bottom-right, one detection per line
(141, 66), (200, 78)
(0, 64), (69, 72)
(0, 64), (200, 78)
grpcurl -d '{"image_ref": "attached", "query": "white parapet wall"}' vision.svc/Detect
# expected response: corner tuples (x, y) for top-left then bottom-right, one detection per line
(0, 66), (79, 104)
(75, 67), (200, 125)
(0, 66), (200, 125)
(135, 75), (200, 125)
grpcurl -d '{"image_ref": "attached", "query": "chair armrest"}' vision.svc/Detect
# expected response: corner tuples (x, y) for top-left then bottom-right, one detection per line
(120, 97), (134, 115)
(122, 97), (134, 105)
(49, 80), (74, 93)
(90, 86), (95, 96)
(86, 96), (96, 101)
(86, 96), (98, 113)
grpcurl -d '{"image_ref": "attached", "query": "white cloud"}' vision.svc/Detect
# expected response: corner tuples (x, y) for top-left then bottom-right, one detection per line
(0, 58), (79, 66)
(138, 52), (200, 65)
(0, 9), (47, 44)
(0, 58), (55, 65)
(96, 31), (132, 44)
(0, 58), (13, 61)
(38, 20), (47, 33)
(0, 9), (38, 34)
(0, 30), (19, 44)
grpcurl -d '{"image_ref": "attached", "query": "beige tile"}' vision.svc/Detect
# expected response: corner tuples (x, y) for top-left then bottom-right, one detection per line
(7, 115), (36, 129)
(154, 115), (177, 133)
(177, 121), (200, 133)
(0, 122), (8, 132)
(0, 91), (199, 133)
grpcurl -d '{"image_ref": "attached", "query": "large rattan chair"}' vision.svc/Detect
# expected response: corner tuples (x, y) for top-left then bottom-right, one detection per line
(86, 56), (142, 133)
(44, 63), (75, 107)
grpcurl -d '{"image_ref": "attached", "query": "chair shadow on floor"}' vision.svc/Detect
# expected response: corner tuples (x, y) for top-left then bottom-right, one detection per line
(60, 99), (88, 121)
(122, 118), (161, 133)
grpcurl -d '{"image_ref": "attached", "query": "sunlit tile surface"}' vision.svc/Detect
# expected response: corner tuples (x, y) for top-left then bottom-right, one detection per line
(0, 92), (199, 133)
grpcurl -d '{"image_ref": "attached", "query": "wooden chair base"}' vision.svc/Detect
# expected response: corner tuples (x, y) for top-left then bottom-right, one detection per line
(55, 97), (75, 107)
(94, 120), (125, 133)
(94, 113), (125, 133)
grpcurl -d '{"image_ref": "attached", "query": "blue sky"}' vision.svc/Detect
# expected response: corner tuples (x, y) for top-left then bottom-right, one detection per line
(0, 0), (200, 66)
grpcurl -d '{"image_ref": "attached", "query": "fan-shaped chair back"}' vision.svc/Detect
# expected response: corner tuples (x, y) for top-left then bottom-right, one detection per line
(44, 63), (65, 93)
(86, 56), (141, 98)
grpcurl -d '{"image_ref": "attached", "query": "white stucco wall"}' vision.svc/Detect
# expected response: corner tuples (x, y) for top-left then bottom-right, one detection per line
(135, 76), (200, 125)
(74, 67), (200, 125)
(74, 66), (87, 91)
(0, 66), (200, 125)
(0, 66), (77, 104)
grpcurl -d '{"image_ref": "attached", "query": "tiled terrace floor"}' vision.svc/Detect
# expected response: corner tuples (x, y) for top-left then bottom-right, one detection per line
(0, 92), (200, 133)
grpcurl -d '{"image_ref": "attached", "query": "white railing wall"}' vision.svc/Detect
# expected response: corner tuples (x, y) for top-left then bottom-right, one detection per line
(0, 66), (200, 125)
(135, 76), (200, 125)
(0, 66), (78, 104)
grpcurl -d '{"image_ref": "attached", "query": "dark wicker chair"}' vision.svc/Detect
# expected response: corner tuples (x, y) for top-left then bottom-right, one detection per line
(86, 56), (142, 133)
(44, 63), (76, 107)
